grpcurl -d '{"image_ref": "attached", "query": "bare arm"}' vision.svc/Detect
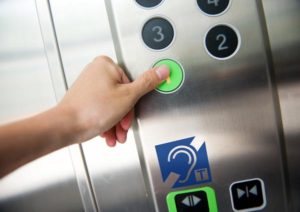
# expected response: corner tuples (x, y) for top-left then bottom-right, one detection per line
(0, 56), (169, 178)
(0, 107), (77, 177)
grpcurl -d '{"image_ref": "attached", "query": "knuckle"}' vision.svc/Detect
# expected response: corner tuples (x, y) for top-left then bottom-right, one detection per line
(93, 55), (114, 64)
(92, 56), (119, 74)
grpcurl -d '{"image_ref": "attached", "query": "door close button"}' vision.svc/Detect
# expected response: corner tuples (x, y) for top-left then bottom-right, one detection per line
(230, 178), (267, 211)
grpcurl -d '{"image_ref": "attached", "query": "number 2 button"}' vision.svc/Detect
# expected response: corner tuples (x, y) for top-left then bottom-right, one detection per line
(205, 24), (240, 60)
(142, 17), (174, 50)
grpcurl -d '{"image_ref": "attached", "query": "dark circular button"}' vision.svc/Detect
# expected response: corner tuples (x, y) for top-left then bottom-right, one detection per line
(142, 17), (174, 50)
(205, 24), (240, 59)
(136, 0), (163, 8)
(197, 0), (230, 16)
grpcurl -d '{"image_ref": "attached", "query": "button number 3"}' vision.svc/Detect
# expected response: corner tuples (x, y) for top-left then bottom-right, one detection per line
(142, 17), (174, 50)
(152, 26), (165, 42)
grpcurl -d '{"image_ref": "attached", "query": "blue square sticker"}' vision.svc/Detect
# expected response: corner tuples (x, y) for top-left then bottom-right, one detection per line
(155, 136), (212, 188)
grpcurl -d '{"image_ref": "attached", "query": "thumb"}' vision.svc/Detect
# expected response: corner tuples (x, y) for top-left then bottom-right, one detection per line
(130, 65), (170, 98)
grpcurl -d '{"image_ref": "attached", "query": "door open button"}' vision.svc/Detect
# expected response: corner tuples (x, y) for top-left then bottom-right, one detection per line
(153, 59), (184, 94)
(166, 187), (218, 212)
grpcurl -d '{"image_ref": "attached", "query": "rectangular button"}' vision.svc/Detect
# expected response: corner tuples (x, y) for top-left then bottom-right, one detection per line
(167, 187), (218, 212)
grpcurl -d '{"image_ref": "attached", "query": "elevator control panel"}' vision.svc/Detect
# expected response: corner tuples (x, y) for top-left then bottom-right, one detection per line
(105, 0), (287, 211)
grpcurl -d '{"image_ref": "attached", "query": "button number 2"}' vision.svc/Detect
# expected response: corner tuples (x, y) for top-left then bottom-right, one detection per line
(216, 34), (228, 51)
(152, 26), (164, 42)
(205, 24), (239, 59)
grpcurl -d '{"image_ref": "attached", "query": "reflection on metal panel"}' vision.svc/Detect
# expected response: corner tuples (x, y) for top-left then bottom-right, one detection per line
(35, 1), (97, 211)
(49, 0), (116, 85)
(0, 0), (84, 211)
(0, 0), (56, 122)
(49, 0), (153, 211)
(263, 0), (300, 211)
(106, 0), (287, 211)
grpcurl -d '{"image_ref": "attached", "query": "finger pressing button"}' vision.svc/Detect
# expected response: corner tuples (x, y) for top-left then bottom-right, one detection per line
(153, 59), (184, 94)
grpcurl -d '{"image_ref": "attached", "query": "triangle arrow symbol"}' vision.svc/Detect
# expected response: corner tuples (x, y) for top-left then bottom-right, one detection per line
(250, 185), (258, 196)
(181, 195), (201, 207)
(237, 188), (245, 198)
(182, 197), (190, 206)
(192, 195), (201, 206)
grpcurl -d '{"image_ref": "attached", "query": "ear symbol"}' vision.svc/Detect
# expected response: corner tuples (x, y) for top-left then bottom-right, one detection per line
(168, 145), (197, 183)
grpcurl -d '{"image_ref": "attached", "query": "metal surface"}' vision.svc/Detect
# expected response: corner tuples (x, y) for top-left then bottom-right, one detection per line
(106, 0), (288, 211)
(262, 0), (300, 211)
(0, 0), (84, 211)
(3, 0), (296, 211)
(35, 1), (98, 211)
(49, 0), (153, 211)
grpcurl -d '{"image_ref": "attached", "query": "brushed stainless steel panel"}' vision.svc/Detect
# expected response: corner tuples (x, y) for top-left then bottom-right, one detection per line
(49, 0), (153, 211)
(106, 0), (287, 211)
(0, 0), (84, 211)
(35, 1), (98, 211)
(262, 0), (300, 211)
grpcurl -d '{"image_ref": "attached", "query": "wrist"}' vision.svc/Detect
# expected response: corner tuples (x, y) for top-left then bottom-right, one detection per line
(52, 104), (84, 146)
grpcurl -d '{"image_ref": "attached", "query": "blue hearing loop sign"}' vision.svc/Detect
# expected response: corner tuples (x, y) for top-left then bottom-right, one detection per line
(155, 136), (212, 188)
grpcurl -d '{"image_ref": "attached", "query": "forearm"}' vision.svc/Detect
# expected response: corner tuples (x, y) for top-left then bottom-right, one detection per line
(0, 105), (79, 178)
(0, 56), (169, 178)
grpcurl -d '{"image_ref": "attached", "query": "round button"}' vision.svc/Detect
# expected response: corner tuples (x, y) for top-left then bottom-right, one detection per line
(142, 17), (174, 50)
(154, 59), (184, 93)
(136, 0), (163, 8)
(205, 24), (240, 60)
(197, 0), (231, 16)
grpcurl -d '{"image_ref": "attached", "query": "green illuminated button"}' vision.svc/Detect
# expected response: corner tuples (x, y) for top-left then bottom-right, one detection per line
(166, 187), (218, 212)
(154, 59), (184, 93)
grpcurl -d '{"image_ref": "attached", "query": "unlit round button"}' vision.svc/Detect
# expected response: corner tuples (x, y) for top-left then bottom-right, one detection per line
(197, 0), (231, 16)
(154, 59), (184, 93)
(205, 24), (240, 60)
(136, 0), (163, 8)
(142, 17), (174, 50)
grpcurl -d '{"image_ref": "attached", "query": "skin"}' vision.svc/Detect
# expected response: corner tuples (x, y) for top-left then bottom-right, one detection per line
(0, 56), (170, 178)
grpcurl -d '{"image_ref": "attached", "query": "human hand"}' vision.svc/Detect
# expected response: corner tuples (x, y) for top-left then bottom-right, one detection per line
(58, 56), (169, 147)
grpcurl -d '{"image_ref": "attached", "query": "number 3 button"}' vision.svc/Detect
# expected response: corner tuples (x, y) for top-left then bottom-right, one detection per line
(205, 24), (240, 60)
(142, 17), (174, 50)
